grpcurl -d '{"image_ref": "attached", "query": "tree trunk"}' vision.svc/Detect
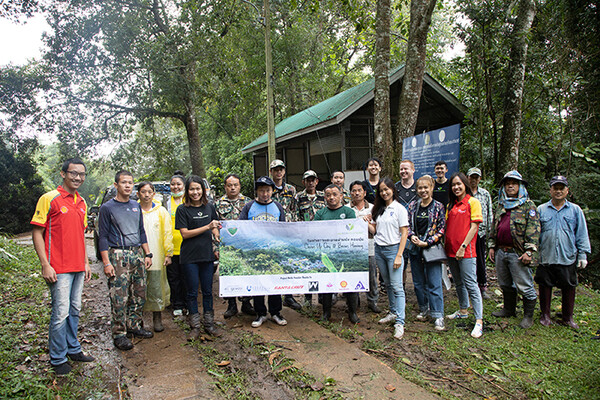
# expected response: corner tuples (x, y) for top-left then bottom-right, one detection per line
(373, 0), (392, 176)
(497, 0), (536, 177)
(182, 100), (206, 177)
(395, 0), (437, 177)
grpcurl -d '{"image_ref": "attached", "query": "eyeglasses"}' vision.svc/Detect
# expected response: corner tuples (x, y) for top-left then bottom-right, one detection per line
(66, 171), (87, 178)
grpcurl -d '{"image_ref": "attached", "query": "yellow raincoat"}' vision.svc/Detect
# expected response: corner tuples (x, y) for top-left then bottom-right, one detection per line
(142, 201), (173, 311)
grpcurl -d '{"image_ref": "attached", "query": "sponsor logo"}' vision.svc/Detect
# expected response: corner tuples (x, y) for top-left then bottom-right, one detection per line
(345, 223), (354, 231)
(60, 206), (68, 214)
(326, 282), (334, 288)
(308, 281), (319, 292)
(274, 285), (304, 290)
(132, 207), (139, 212)
(340, 281), (348, 288)
(529, 209), (536, 217)
(355, 281), (366, 290)
(228, 227), (238, 236)
(246, 285), (268, 292)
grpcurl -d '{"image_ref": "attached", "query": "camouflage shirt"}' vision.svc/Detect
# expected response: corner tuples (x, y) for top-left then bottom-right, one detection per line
(295, 189), (326, 221)
(215, 194), (251, 220)
(342, 188), (351, 206)
(488, 199), (541, 267)
(273, 183), (297, 222)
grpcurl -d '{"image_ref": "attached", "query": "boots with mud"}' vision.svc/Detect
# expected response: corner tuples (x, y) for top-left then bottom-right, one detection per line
(492, 286), (517, 317)
(187, 313), (202, 341)
(321, 294), (332, 321)
(519, 298), (536, 329)
(346, 293), (360, 324)
(203, 310), (221, 337)
(223, 298), (238, 318)
(539, 285), (553, 326)
(153, 311), (164, 332)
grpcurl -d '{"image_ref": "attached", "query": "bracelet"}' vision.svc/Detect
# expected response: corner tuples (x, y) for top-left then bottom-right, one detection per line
(104, 264), (111, 268)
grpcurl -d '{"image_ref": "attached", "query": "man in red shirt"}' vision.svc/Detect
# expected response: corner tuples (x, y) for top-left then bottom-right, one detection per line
(31, 158), (94, 375)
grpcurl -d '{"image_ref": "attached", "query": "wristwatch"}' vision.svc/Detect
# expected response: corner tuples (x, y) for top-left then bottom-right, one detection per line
(525, 250), (532, 257)
(461, 244), (467, 249)
(145, 253), (153, 259)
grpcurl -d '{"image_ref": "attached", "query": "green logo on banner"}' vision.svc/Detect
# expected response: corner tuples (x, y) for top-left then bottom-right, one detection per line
(228, 227), (238, 236)
(346, 223), (354, 231)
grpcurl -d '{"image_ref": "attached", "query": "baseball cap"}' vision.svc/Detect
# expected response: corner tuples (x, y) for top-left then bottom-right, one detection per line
(550, 175), (568, 187)
(255, 176), (275, 190)
(302, 170), (318, 180)
(467, 167), (482, 177)
(269, 159), (285, 169)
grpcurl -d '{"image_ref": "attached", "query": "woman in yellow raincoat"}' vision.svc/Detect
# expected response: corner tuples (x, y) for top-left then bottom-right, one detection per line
(138, 181), (173, 332)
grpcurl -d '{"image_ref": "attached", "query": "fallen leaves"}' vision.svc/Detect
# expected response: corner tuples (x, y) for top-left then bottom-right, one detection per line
(385, 383), (396, 392)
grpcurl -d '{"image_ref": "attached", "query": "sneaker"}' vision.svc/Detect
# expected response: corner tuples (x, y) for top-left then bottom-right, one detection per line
(416, 310), (429, 321)
(471, 322), (483, 338)
(173, 309), (183, 317)
(393, 324), (404, 339)
(67, 352), (95, 362)
(271, 314), (288, 326)
(378, 313), (397, 324)
(433, 317), (445, 331)
(251, 315), (268, 328)
(52, 361), (72, 375)
(446, 310), (469, 320)
(114, 335), (133, 351)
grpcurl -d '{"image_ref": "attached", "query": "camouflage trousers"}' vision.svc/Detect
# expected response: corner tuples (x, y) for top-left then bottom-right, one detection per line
(107, 248), (146, 338)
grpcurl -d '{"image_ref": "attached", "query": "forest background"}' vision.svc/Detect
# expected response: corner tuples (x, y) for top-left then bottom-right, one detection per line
(0, 0), (598, 284)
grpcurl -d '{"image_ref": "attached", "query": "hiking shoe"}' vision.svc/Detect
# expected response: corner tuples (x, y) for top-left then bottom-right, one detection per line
(251, 315), (268, 328)
(114, 336), (133, 351)
(67, 352), (95, 362)
(173, 309), (184, 317)
(127, 328), (154, 339)
(271, 314), (288, 326)
(367, 301), (382, 313)
(240, 300), (257, 316)
(393, 324), (404, 339)
(378, 313), (397, 324)
(52, 361), (72, 375)
(433, 318), (445, 331)
(471, 322), (483, 338)
(446, 310), (469, 320)
(416, 310), (429, 321)
(283, 296), (302, 311)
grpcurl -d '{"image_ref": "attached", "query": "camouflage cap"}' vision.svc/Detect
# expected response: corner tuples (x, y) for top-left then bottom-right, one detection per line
(269, 159), (286, 169)
(302, 170), (318, 180)
(467, 167), (482, 177)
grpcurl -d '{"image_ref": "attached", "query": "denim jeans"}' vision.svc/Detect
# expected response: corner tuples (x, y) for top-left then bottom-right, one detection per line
(409, 253), (444, 319)
(375, 243), (405, 325)
(254, 295), (282, 317)
(366, 256), (379, 303)
(182, 262), (214, 314)
(495, 249), (537, 300)
(448, 257), (483, 319)
(48, 272), (84, 366)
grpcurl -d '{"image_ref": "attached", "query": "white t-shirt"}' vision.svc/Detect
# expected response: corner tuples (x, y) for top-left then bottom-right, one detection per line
(373, 200), (409, 246)
(351, 201), (375, 257)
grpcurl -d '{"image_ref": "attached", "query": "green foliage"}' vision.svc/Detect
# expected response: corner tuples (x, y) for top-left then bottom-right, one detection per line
(0, 139), (45, 234)
(0, 236), (110, 398)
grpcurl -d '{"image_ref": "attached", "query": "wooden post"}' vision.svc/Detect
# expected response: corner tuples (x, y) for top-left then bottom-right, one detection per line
(264, 0), (276, 165)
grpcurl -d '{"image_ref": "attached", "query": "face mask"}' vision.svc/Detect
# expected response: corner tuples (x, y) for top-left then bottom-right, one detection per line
(172, 191), (184, 198)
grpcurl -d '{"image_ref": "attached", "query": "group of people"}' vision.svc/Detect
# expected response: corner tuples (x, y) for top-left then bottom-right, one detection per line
(32, 156), (592, 376)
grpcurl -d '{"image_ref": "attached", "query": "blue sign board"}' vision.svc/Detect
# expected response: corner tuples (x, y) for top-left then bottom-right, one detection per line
(402, 124), (461, 179)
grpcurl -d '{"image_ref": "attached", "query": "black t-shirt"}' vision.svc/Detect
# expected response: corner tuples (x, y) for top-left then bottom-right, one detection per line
(395, 181), (417, 209)
(415, 202), (433, 237)
(363, 179), (379, 204)
(175, 203), (218, 264)
(433, 179), (450, 209)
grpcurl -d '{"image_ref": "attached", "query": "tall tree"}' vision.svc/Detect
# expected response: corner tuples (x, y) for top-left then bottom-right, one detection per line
(373, 0), (393, 175)
(497, 0), (536, 178)
(395, 0), (437, 173)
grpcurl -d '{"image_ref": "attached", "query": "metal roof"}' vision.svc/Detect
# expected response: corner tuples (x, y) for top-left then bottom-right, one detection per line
(242, 65), (465, 153)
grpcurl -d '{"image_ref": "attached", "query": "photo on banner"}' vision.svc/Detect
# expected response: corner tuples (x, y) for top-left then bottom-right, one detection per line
(219, 219), (369, 296)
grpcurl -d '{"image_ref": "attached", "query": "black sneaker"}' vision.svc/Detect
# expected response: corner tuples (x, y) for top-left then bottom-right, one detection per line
(283, 295), (302, 311)
(52, 362), (72, 375)
(240, 300), (257, 316)
(68, 352), (95, 362)
(127, 328), (154, 339)
(114, 335), (134, 351)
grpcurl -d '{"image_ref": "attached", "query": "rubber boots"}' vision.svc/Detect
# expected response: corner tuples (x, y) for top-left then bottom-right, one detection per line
(223, 298), (238, 319)
(519, 298), (536, 329)
(346, 293), (360, 324)
(492, 286), (517, 317)
(203, 310), (221, 336)
(539, 285), (553, 326)
(153, 311), (164, 332)
(321, 294), (332, 321)
(187, 313), (202, 341)
(560, 286), (579, 329)
(240, 299), (257, 316)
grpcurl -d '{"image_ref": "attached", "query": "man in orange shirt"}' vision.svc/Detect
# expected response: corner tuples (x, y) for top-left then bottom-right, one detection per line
(31, 158), (94, 375)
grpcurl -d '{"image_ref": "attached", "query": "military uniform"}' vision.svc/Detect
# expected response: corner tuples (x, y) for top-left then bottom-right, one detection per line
(273, 183), (297, 222)
(342, 188), (351, 205)
(295, 189), (326, 222)
(215, 194), (251, 221)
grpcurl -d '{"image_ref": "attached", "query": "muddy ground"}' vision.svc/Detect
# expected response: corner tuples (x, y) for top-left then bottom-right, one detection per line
(44, 236), (509, 399)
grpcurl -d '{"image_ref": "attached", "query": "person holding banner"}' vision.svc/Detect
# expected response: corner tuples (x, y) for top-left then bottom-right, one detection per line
(445, 172), (484, 338)
(368, 177), (409, 340)
(350, 181), (381, 313)
(175, 175), (221, 340)
(407, 175), (447, 331)
(239, 176), (288, 328)
(315, 184), (359, 323)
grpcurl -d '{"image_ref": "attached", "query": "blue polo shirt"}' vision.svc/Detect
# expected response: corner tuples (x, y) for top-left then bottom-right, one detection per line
(538, 200), (590, 265)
